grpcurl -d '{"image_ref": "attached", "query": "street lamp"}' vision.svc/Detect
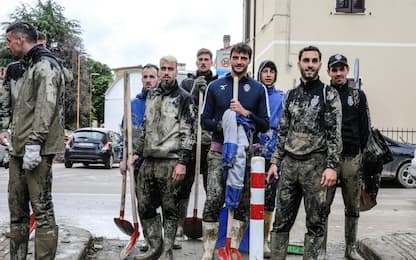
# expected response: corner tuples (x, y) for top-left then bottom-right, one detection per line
(89, 73), (100, 127)
(77, 53), (81, 128)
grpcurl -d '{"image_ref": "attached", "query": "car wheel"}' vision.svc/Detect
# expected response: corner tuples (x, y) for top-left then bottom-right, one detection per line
(105, 155), (113, 169)
(64, 161), (73, 168)
(396, 162), (416, 188)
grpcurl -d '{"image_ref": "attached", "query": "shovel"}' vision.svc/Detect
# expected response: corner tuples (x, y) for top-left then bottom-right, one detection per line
(183, 90), (204, 239)
(120, 72), (140, 259)
(218, 209), (242, 260)
(113, 137), (134, 236)
(113, 94), (135, 236)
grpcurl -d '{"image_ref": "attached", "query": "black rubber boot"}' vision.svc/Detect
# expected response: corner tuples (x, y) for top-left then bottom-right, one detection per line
(270, 231), (289, 260)
(134, 214), (163, 260)
(159, 219), (177, 260)
(34, 225), (59, 260)
(304, 233), (324, 260)
(345, 217), (364, 260)
(9, 223), (29, 260)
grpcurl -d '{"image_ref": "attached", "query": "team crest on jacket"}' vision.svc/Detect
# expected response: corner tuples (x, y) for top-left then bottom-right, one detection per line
(348, 96), (354, 106)
(311, 95), (319, 107)
(243, 84), (251, 92)
(220, 84), (226, 90)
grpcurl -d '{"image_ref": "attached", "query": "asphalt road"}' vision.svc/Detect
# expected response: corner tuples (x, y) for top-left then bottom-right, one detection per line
(1, 163), (416, 259)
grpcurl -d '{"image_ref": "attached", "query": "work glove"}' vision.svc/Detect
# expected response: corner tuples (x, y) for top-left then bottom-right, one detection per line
(194, 76), (207, 93)
(22, 144), (42, 170)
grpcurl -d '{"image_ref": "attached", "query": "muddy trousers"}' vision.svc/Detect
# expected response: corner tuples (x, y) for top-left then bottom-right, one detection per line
(270, 153), (334, 260)
(8, 155), (58, 260)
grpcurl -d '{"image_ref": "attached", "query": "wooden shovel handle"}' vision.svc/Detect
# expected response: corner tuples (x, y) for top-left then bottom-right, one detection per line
(233, 76), (239, 100)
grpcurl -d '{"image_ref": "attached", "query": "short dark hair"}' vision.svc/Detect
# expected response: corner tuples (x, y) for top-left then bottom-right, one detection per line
(6, 22), (37, 44)
(143, 63), (159, 73)
(230, 42), (252, 59)
(197, 48), (213, 59)
(298, 45), (322, 61)
(37, 31), (47, 42)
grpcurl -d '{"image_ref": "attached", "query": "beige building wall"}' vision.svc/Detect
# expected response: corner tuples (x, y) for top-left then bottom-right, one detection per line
(246, 0), (416, 129)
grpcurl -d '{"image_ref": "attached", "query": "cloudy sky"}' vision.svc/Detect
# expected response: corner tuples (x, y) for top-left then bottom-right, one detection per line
(1, 0), (243, 71)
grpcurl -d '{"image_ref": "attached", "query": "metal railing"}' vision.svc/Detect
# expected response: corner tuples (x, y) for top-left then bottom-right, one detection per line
(379, 128), (416, 145)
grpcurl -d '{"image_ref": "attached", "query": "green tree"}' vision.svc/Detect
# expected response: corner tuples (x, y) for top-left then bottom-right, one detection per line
(0, 0), (112, 130)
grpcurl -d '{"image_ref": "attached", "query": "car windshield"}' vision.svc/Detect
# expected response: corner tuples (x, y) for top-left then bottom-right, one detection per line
(73, 131), (105, 142)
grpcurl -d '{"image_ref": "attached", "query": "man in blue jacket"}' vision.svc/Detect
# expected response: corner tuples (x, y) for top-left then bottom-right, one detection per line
(200, 42), (269, 259)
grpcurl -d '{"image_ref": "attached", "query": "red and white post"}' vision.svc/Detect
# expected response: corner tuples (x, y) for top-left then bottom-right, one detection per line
(249, 156), (265, 260)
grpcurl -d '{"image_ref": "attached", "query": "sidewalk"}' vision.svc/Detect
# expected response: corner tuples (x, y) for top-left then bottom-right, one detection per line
(1, 224), (416, 259)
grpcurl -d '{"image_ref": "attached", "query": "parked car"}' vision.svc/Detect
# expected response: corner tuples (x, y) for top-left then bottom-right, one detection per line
(381, 135), (416, 188)
(64, 128), (121, 169)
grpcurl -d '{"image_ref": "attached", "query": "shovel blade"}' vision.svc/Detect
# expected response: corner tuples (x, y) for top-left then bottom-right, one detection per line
(29, 213), (36, 234)
(114, 217), (134, 236)
(120, 223), (140, 259)
(183, 217), (202, 239)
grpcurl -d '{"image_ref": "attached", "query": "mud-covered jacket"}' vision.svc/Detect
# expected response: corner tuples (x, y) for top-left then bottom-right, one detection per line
(270, 78), (342, 169)
(201, 73), (270, 144)
(333, 83), (370, 155)
(135, 80), (195, 164)
(0, 45), (65, 156)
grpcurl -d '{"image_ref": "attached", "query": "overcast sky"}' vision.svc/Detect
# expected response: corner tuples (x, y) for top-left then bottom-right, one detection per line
(1, 0), (243, 71)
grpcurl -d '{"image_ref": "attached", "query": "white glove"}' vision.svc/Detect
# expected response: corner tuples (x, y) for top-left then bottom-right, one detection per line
(23, 144), (42, 170)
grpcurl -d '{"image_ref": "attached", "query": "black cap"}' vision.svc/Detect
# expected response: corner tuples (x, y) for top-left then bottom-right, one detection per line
(328, 54), (348, 68)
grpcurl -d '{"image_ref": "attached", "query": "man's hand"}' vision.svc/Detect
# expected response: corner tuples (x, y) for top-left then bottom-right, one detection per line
(194, 76), (207, 93)
(22, 144), (42, 170)
(119, 160), (126, 175)
(266, 164), (279, 183)
(0, 132), (9, 146)
(172, 163), (186, 182)
(230, 99), (249, 117)
(321, 168), (337, 187)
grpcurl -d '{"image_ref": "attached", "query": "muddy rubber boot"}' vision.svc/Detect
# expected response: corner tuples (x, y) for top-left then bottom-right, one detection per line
(138, 238), (149, 252)
(134, 215), (163, 260)
(270, 231), (289, 260)
(173, 198), (188, 250)
(9, 223), (29, 260)
(159, 219), (177, 260)
(34, 225), (59, 260)
(201, 221), (219, 260)
(304, 234), (324, 260)
(263, 211), (273, 258)
(318, 222), (328, 260)
(345, 217), (364, 260)
(229, 219), (248, 250)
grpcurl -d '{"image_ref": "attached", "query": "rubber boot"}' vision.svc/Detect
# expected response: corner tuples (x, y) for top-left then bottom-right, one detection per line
(230, 219), (248, 250)
(9, 223), (29, 260)
(317, 222), (328, 260)
(174, 198), (189, 249)
(138, 238), (149, 252)
(159, 219), (177, 260)
(34, 225), (59, 260)
(345, 217), (364, 260)
(263, 211), (273, 258)
(304, 234), (324, 260)
(270, 231), (289, 260)
(134, 215), (163, 260)
(201, 221), (219, 260)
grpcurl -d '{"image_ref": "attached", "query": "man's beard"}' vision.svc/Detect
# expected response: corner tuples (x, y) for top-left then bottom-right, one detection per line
(301, 69), (318, 82)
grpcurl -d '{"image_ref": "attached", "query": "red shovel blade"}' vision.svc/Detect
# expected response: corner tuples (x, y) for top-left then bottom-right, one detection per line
(29, 213), (36, 234)
(120, 222), (140, 259)
(114, 210), (134, 236)
(218, 237), (242, 260)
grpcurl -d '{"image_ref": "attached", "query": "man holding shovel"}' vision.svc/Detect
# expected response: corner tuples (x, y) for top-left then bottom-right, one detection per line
(174, 48), (218, 248)
(133, 55), (195, 260)
(200, 42), (269, 260)
(118, 63), (159, 251)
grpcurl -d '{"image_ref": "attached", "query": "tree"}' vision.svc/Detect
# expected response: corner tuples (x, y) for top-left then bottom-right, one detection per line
(0, 0), (112, 130)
